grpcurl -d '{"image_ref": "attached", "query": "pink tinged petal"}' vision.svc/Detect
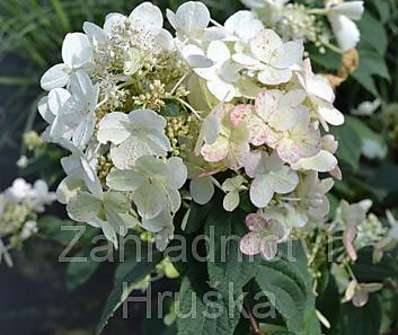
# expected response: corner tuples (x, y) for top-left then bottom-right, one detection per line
(344, 225), (358, 261)
(247, 116), (273, 146)
(229, 104), (251, 127)
(330, 166), (343, 180)
(260, 238), (278, 260)
(268, 102), (307, 132)
(276, 138), (302, 164)
(245, 213), (269, 232)
(40, 64), (69, 91)
(255, 90), (279, 120)
(200, 137), (229, 163)
(283, 122), (320, 162)
(226, 143), (250, 170)
(240, 232), (262, 256)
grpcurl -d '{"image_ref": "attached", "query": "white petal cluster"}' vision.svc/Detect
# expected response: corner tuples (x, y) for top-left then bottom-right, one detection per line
(241, 0), (364, 53)
(0, 179), (56, 265)
(38, 1), (349, 251)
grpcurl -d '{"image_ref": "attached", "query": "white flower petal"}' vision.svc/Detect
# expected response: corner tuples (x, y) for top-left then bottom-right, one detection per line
(175, 1), (210, 37)
(207, 40), (231, 64)
(83, 22), (107, 45)
(103, 13), (126, 34)
(294, 151), (338, 172)
(207, 79), (236, 102)
(251, 29), (283, 63)
(128, 109), (167, 129)
(40, 63), (69, 91)
(62, 33), (92, 69)
(134, 182), (167, 220)
(129, 2), (163, 31)
(317, 100), (345, 126)
(272, 40), (303, 69)
(267, 167), (299, 194)
(72, 113), (96, 148)
(223, 191), (240, 212)
(328, 13), (360, 51)
(142, 209), (172, 233)
(331, 1), (364, 20)
(258, 66), (292, 85)
(97, 112), (131, 144)
(107, 170), (145, 192)
(250, 176), (274, 208)
(48, 88), (71, 116)
(67, 192), (102, 223)
(190, 177), (215, 205)
(224, 10), (264, 41)
(166, 157), (188, 189)
(38, 96), (53, 124)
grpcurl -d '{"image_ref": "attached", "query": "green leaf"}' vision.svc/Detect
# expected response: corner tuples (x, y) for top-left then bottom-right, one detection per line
(66, 247), (100, 290)
(204, 206), (257, 297)
(184, 201), (212, 234)
(351, 70), (378, 96)
(37, 215), (99, 245)
(161, 101), (181, 117)
(353, 247), (398, 282)
(358, 12), (388, 55)
(177, 267), (241, 335)
(340, 296), (382, 335)
(255, 242), (321, 335)
(352, 48), (390, 96)
(331, 118), (363, 170)
(96, 251), (161, 334)
(371, 0), (392, 23)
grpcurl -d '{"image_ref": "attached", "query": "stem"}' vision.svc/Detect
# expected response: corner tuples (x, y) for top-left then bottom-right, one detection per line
(168, 74), (187, 96)
(307, 8), (329, 15)
(323, 41), (344, 55)
(245, 303), (263, 335)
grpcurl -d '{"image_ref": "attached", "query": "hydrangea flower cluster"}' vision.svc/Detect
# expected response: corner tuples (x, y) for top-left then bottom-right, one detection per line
(242, 0), (364, 53)
(0, 178), (56, 266)
(38, 1), (347, 252)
